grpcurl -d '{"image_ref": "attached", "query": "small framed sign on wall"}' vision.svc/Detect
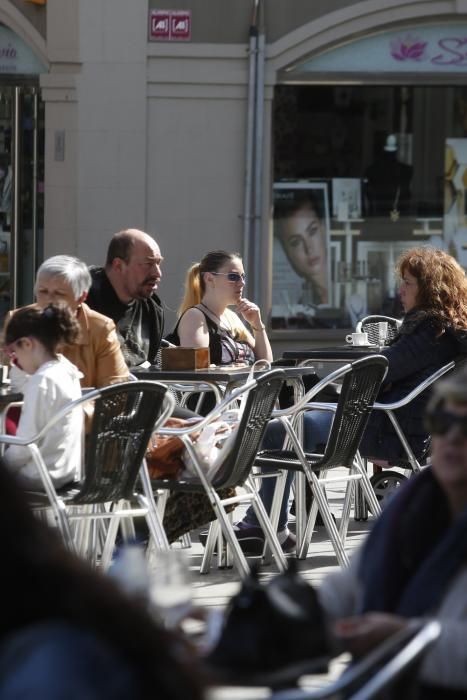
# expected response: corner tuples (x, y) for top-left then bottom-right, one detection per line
(149, 10), (191, 42)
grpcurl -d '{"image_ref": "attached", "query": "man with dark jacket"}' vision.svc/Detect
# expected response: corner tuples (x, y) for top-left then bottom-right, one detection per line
(86, 229), (164, 366)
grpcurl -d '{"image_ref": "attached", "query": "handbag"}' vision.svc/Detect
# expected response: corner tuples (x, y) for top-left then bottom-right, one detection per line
(145, 417), (190, 479)
(206, 560), (329, 675)
(181, 360), (271, 481)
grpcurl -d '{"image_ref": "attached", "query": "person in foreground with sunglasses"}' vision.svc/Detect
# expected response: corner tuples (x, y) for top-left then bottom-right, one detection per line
(3, 303), (83, 490)
(317, 368), (467, 697)
(167, 249), (272, 364)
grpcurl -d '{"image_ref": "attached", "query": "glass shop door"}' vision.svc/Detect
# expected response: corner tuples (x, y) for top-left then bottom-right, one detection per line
(0, 83), (44, 322)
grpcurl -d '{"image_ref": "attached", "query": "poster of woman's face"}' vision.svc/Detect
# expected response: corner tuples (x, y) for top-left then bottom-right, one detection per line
(272, 183), (331, 329)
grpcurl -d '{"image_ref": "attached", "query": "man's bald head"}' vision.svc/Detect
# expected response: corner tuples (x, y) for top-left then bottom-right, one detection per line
(106, 229), (158, 267)
(105, 228), (163, 303)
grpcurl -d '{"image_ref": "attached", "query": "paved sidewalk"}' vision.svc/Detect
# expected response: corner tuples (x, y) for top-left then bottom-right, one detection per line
(187, 472), (372, 607)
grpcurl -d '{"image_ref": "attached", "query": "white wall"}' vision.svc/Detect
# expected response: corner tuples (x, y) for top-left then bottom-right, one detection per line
(43, 0), (148, 266)
(146, 44), (249, 328)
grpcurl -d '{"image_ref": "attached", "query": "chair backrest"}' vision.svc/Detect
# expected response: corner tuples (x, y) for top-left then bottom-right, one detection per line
(379, 353), (467, 468)
(72, 381), (169, 504)
(313, 356), (388, 471)
(356, 315), (402, 346)
(212, 369), (286, 489)
(266, 620), (440, 700)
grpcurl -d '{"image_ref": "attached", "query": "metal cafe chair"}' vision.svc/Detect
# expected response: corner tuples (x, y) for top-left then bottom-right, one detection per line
(356, 357), (465, 518)
(264, 620), (441, 700)
(150, 369), (287, 579)
(255, 356), (388, 566)
(356, 315), (402, 345)
(0, 381), (175, 568)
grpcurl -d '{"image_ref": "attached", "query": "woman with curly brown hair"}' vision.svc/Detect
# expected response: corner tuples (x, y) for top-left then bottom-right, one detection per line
(359, 246), (467, 461)
(248, 247), (467, 541)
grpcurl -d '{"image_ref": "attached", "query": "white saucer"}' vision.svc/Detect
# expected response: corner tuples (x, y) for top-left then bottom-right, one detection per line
(348, 343), (379, 348)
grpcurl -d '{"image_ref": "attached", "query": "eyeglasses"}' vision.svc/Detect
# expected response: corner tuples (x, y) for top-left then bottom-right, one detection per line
(425, 408), (467, 438)
(211, 272), (246, 283)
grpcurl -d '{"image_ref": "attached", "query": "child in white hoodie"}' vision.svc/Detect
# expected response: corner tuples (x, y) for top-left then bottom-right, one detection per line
(3, 303), (83, 489)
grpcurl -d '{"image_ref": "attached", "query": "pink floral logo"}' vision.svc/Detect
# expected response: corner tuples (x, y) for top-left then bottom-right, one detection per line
(390, 35), (427, 61)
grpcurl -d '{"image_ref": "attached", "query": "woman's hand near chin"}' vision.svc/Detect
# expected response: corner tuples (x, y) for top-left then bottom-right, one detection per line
(236, 297), (272, 362)
(236, 297), (262, 328)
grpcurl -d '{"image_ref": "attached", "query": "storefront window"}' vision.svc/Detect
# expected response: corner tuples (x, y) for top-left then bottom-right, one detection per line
(271, 84), (467, 330)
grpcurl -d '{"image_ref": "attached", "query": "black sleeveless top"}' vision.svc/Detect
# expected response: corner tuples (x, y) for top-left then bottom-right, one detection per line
(166, 307), (255, 366)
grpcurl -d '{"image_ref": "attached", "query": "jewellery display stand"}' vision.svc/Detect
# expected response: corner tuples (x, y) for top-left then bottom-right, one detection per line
(330, 218), (363, 317)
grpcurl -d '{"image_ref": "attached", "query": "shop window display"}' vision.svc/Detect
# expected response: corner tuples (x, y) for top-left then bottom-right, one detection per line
(271, 85), (467, 331)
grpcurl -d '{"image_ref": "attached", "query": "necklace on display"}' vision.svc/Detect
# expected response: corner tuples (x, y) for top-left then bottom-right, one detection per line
(200, 301), (231, 333)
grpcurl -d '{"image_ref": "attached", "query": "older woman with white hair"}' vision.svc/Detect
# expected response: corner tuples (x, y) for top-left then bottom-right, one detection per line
(6, 255), (128, 391)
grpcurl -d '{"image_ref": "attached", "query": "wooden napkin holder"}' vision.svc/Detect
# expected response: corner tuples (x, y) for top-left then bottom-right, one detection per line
(160, 347), (210, 370)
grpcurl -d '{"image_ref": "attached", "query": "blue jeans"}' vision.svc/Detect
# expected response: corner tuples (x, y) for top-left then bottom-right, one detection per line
(0, 622), (143, 699)
(243, 410), (333, 531)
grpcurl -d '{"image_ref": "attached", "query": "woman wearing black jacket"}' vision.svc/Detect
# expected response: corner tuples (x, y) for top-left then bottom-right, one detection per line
(238, 247), (467, 541)
(360, 247), (467, 462)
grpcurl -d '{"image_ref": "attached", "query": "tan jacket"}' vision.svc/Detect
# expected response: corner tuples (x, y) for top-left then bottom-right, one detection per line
(4, 302), (129, 389)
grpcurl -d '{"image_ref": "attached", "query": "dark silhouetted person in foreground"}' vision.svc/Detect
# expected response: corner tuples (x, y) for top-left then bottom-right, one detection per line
(0, 464), (202, 700)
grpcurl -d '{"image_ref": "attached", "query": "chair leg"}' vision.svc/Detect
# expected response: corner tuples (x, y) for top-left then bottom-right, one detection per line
(267, 470), (288, 535)
(300, 497), (319, 554)
(134, 492), (170, 552)
(200, 520), (219, 574)
(100, 501), (122, 571)
(87, 504), (100, 565)
(56, 501), (77, 552)
(354, 454), (382, 517)
(247, 471), (285, 565)
(300, 471), (349, 566)
(299, 468), (328, 556)
(119, 515), (136, 542)
(214, 506), (251, 579)
(196, 489), (250, 579)
(179, 439), (251, 578)
(244, 483), (287, 572)
(155, 489), (169, 519)
(180, 533), (192, 548)
(138, 463), (171, 551)
(222, 512), (234, 569)
(339, 478), (355, 546)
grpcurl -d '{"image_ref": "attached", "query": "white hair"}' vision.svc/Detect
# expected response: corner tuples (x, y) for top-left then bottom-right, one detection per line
(35, 255), (91, 300)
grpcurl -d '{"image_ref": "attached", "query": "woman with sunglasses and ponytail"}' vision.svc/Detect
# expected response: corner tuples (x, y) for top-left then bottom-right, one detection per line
(167, 250), (272, 364)
(3, 303), (83, 490)
(164, 251), (285, 549)
(168, 251), (301, 552)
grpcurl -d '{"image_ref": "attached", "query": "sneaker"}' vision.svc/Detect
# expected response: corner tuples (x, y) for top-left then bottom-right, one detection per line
(279, 531), (297, 554)
(198, 526), (265, 555)
(233, 524), (265, 555)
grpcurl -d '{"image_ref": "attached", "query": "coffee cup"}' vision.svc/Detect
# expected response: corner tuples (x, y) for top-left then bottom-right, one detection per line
(345, 332), (369, 346)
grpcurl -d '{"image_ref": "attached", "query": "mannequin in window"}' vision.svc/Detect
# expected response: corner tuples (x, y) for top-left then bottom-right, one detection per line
(364, 134), (412, 220)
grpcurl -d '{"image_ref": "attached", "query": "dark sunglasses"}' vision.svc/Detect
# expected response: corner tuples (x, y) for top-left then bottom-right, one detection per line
(425, 408), (467, 438)
(211, 272), (246, 283)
